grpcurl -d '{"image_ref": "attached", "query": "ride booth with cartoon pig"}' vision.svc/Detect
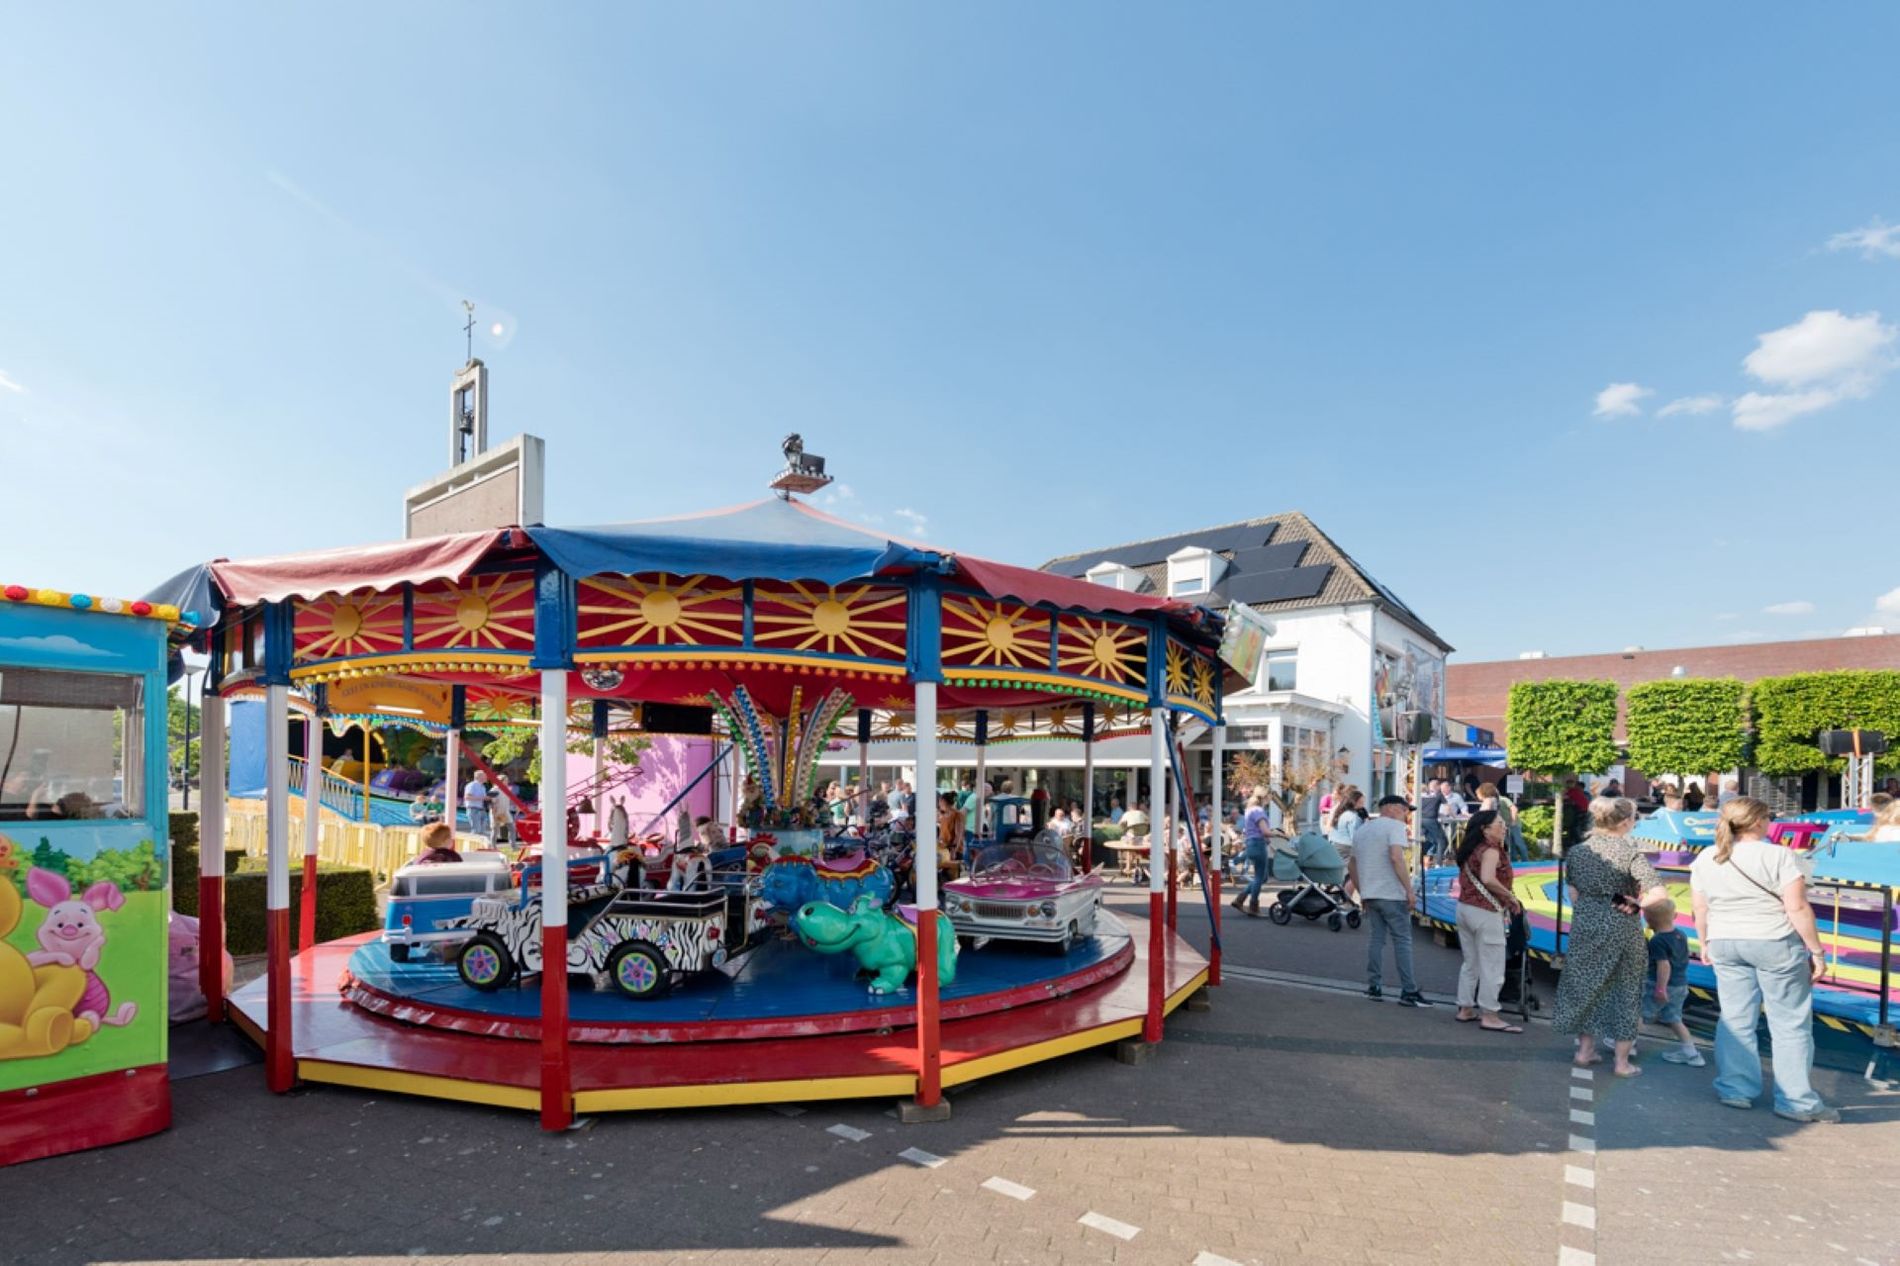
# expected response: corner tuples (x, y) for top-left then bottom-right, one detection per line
(0, 585), (178, 1166)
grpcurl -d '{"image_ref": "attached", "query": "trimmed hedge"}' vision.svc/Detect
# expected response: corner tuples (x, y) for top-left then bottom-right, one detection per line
(220, 862), (380, 954)
(1750, 670), (1900, 777)
(1626, 678), (1748, 778)
(1506, 680), (1619, 776)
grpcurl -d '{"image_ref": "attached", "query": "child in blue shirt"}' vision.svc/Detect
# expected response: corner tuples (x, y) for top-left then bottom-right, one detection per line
(1644, 899), (1703, 1066)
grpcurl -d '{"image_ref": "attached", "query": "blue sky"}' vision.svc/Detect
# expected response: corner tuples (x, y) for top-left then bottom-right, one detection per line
(3, 4), (1897, 661)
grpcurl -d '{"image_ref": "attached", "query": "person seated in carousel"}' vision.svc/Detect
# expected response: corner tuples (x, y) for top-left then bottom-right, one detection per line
(413, 821), (462, 866)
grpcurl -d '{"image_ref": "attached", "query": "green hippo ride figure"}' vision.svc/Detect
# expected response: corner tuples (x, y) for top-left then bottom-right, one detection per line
(791, 895), (959, 994)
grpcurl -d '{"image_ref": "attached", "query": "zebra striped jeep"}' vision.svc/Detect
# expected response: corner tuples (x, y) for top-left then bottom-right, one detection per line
(448, 873), (770, 1000)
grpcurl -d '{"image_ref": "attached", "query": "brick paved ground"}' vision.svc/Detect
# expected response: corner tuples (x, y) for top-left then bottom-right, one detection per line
(7, 898), (1897, 1265)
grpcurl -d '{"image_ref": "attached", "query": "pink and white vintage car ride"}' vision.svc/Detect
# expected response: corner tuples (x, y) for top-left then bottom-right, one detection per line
(942, 834), (1104, 952)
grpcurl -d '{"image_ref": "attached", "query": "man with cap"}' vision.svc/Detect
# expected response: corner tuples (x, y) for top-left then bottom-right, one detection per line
(1347, 794), (1430, 1007)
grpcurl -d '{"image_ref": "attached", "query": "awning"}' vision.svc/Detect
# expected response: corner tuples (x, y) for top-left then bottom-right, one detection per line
(210, 528), (511, 605)
(527, 498), (921, 585)
(1422, 746), (1508, 767)
(952, 555), (1188, 618)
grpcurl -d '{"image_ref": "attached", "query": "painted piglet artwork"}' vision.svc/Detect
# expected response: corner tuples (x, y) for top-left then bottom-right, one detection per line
(25, 868), (138, 1029)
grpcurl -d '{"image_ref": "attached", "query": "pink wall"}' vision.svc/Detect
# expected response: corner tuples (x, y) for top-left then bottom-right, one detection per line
(564, 736), (718, 836)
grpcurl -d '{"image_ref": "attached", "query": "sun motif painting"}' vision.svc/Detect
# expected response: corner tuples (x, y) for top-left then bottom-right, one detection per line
(940, 595), (1044, 671)
(293, 594), (404, 662)
(412, 572), (536, 652)
(1056, 614), (1146, 688)
(577, 573), (744, 649)
(751, 582), (907, 661)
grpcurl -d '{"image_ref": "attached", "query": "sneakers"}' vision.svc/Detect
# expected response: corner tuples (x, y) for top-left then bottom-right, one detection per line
(1365, 985), (1383, 1001)
(1660, 1047), (1706, 1067)
(1718, 1097), (1753, 1110)
(1773, 1105), (1840, 1124)
(1398, 992), (1433, 1008)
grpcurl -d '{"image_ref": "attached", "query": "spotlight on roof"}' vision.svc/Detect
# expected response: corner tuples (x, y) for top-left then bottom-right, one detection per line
(769, 433), (834, 499)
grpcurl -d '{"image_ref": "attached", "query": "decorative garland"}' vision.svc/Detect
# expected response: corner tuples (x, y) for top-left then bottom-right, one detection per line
(2, 584), (194, 627)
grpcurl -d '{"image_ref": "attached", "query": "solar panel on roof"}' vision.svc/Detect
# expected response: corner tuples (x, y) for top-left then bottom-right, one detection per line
(1230, 542), (1308, 573)
(1045, 521), (1280, 575)
(1223, 565), (1332, 605)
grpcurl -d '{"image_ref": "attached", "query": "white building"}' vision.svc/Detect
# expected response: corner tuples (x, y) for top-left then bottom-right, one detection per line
(1042, 512), (1453, 815)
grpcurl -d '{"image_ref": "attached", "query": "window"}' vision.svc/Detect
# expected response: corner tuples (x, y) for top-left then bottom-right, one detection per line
(1086, 562), (1145, 593)
(0, 667), (145, 821)
(1263, 650), (1298, 693)
(1170, 572), (1207, 597)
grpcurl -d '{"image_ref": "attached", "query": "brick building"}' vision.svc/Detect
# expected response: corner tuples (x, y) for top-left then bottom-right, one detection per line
(1446, 633), (1900, 743)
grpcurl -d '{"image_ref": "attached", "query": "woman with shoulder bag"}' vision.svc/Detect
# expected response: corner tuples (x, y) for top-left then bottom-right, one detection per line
(1452, 809), (1523, 1033)
(1689, 797), (1836, 1123)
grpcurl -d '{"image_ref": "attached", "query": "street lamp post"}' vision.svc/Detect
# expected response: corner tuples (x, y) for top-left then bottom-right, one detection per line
(182, 666), (204, 811)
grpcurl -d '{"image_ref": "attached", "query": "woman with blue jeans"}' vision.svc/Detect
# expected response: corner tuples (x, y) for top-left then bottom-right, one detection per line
(1230, 792), (1273, 916)
(1689, 797), (1836, 1124)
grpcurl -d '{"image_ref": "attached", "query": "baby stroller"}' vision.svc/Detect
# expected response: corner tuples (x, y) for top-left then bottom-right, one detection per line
(1267, 832), (1362, 932)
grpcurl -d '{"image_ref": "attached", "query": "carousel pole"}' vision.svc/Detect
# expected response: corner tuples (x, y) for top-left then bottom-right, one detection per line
(299, 699), (321, 955)
(1145, 705), (1168, 1043)
(857, 709), (872, 828)
(973, 711), (989, 845)
(360, 724), (374, 824)
(1164, 717), (1178, 933)
(538, 668), (572, 1130)
(906, 679), (948, 1120)
(199, 686), (227, 1022)
(1208, 721), (1225, 986)
(1081, 703), (1096, 871)
(444, 686), (463, 833)
(263, 602), (295, 1092)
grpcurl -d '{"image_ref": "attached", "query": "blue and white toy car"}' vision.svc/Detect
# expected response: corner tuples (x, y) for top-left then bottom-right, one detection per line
(383, 851), (515, 962)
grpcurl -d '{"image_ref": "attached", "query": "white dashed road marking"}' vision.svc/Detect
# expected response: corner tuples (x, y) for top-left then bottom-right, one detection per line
(1563, 1201), (1597, 1230)
(1568, 1133), (1596, 1153)
(826, 1124), (871, 1142)
(1559, 1248), (1596, 1265)
(898, 1147), (946, 1169)
(1564, 1165), (1596, 1190)
(1078, 1211), (1141, 1240)
(1572, 1067), (1594, 1081)
(981, 1176), (1036, 1201)
(1194, 1254), (1243, 1266)
(1570, 1109), (1596, 1126)
(1570, 1086), (1593, 1101)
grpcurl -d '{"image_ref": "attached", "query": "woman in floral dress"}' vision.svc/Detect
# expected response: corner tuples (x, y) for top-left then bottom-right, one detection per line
(1553, 796), (1672, 1076)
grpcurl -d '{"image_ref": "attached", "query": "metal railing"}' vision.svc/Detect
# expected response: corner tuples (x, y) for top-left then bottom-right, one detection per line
(286, 755), (367, 820)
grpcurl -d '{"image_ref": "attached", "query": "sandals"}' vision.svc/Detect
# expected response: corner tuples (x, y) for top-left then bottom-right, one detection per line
(1479, 1022), (1523, 1034)
(1612, 1064), (1643, 1078)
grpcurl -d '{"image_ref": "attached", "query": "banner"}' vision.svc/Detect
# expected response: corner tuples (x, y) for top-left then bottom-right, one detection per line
(1217, 602), (1272, 681)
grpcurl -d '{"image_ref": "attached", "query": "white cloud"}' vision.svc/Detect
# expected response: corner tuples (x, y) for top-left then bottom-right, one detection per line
(1730, 309), (1896, 431)
(1592, 382), (1652, 418)
(1743, 309), (1895, 386)
(0, 369), (25, 394)
(1875, 587), (1900, 616)
(892, 508), (928, 539)
(1657, 393), (1722, 417)
(1827, 219), (1900, 261)
(1763, 600), (1815, 616)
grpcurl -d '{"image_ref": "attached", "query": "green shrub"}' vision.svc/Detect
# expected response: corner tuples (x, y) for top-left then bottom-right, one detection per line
(1092, 824), (1125, 844)
(1749, 670), (1900, 777)
(171, 821), (200, 915)
(1506, 680), (1619, 777)
(220, 862), (379, 954)
(1518, 805), (1555, 850)
(1626, 678), (1749, 778)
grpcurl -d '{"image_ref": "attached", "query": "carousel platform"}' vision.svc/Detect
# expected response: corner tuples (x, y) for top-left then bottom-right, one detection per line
(226, 911), (1209, 1113)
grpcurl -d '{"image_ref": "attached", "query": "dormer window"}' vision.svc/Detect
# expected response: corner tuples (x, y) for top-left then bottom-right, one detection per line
(1166, 546), (1223, 599)
(1085, 561), (1146, 593)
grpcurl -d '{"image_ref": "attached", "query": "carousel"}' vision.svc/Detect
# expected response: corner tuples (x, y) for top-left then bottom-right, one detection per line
(170, 490), (1237, 1128)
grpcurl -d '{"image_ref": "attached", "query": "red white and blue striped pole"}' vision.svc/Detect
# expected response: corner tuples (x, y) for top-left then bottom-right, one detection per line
(538, 668), (572, 1130)
(1145, 707), (1167, 1042)
(264, 682), (295, 1092)
(911, 681), (945, 1115)
(199, 692), (227, 1022)
(299, 708), (321, 956)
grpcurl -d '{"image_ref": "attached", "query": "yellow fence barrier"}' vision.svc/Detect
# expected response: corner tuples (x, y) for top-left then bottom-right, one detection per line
(220, 799), (488, 889)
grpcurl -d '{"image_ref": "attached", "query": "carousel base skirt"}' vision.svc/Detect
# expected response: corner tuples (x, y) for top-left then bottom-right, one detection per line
(225, 911), (1209, 1113)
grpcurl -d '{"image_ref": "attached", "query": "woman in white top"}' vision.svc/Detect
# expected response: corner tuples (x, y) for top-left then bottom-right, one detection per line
(1689, 797), (1834, 1123)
